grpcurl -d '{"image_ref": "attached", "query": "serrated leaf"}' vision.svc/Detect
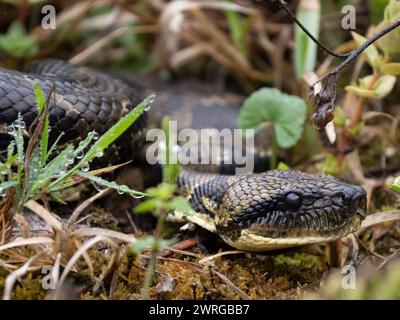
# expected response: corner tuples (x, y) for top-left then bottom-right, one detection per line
(351, 32), (382, 68)
(238, 88), (306, 148)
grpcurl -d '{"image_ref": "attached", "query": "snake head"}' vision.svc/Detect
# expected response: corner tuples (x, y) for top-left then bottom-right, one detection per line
(215, 170), (367, 251)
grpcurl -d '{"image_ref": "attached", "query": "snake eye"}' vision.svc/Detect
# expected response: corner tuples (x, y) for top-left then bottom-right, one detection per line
(285, 192), (302, 210)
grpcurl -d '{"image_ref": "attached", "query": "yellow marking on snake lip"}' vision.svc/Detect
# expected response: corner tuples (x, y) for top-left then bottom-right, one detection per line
(170, 210), (216, 233)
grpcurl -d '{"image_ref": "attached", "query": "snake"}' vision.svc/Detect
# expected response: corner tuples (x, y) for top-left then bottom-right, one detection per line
(0, 60), (367, 251)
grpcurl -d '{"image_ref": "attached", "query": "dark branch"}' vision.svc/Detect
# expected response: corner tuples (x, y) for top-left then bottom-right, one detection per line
(325, 18), (400, 78)
(311, 18), (400, 129)
(275, 0), (350, 59)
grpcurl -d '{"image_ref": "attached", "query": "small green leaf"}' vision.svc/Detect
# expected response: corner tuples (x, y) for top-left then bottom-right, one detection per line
(374, 75), (397, 98)
(238, 88), (306, 148)
(351, 31), (383, 68)
(345, 85), (377, 98)
(376, 14), (400, 56)
(32, 83), (49, 165)
(384, 0), (400, 20)
(333, 106), (349, 128)
(381, 63), (400, 75)
(345, 75), (396, 99)
(32, 81), (46, 114)
(166, 196), (193, 213)
(317, 153), (339, 176)
(146, 183), (176, 200)
(389, 176), (400, 193)
(131, 236), (176, 254)
(134, 198), (162, 214)
(277, 162), (290, 170)
(0, 22), (38, 59)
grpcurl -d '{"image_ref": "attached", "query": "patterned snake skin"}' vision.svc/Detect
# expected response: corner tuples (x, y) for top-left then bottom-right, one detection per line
(0, 60), (367, 251)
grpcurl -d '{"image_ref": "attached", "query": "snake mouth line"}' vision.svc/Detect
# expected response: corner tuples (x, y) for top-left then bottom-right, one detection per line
(250, 213), (364, 239)
(221, 214), (364, 252)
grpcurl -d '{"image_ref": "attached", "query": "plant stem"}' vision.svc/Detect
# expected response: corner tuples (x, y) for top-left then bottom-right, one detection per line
(140, 209), (166, 299)
(270, 135), (278, 170)
(141, 250), (157, 298)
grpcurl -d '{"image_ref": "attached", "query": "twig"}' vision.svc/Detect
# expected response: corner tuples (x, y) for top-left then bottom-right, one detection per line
(55, 235), (118, 299)
(24, 200), (63, 233)
(275, 0), (349, 59)
(358, 210), (400, 232)
(156, 256), (250, 300)
(3, 251), (45, 300)
(198, 250), (246, 265)
(316, 19), (400, 86)
(352, 233), (385, 260)
(66, 188), (112, 230)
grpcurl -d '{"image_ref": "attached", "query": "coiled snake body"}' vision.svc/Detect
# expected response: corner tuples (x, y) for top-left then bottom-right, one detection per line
(0, 60), (367, 251)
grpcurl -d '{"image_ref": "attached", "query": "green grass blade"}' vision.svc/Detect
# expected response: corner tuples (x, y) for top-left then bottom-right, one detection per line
(48, 94), (153, 189)
(27, 146), (42, 198)
(78, 95), (153, 166)
(46, 132), (65, 159)
(76, 171), (147, 198)
(32, 144), (74, 192)
(294, 0), (320, 78)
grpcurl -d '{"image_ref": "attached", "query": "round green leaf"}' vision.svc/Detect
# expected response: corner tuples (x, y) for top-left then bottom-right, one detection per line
(238, 88), (306, 148)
